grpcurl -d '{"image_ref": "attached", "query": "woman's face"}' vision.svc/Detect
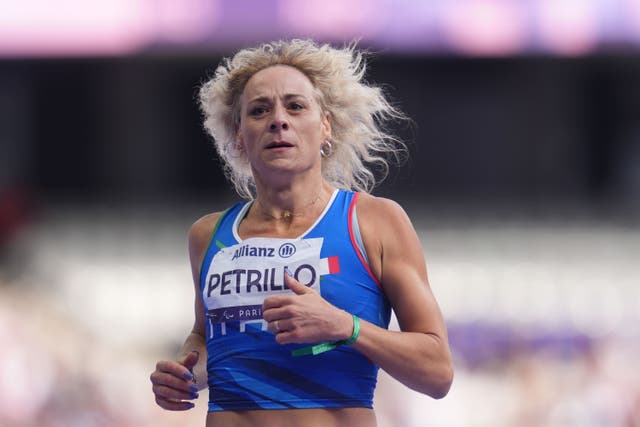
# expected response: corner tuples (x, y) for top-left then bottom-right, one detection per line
(236, 65), (331, 179)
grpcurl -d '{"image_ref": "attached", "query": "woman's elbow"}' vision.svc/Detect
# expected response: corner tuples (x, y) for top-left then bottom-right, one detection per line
(416, 355), (454, 399)
(428, 364), (454, 399)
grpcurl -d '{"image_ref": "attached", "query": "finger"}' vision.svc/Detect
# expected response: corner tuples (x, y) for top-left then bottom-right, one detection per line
(155, 396), (196, 411)
(263, 295), (296, 311)
(269, 319), (280, 334)
(284, 272), (313, 295)
(157, 358), (195, 384)
(156, 360), (190, 379)
(150, 370), (198, 394)
(262, 305), (290, 322)
(179, 350), (199, 372)
(268, 318), (290, 334)
(273, 329), (300, 345)
(153, 383), (200, 402)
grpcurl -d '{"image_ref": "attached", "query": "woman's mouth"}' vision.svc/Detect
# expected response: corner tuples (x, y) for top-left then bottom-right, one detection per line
(265, 141), (294, 149)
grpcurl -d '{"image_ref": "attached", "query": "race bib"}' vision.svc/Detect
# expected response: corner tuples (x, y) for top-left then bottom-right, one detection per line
(203, 237), (338, 328)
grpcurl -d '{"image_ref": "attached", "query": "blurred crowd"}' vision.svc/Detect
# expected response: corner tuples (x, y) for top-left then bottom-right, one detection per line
(0, 282), (207, 427)
(376, 322), (640, 427)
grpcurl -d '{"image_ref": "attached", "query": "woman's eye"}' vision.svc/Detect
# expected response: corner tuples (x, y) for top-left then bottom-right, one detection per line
(249, 106), (267, 116)
(289, 103), (304, 111)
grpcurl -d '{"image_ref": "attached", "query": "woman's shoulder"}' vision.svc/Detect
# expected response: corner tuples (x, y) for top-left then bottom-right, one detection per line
(352, 193), (417, 282)
(188, 200), (246, 240)
(355, 192), (409, 223)
(355, 192), (419, 250)
(190, 211), (222, 232)
(188, 211), (225, 256)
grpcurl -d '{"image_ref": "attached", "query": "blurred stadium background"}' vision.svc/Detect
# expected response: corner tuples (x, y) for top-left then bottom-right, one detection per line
(1, 1), (640, 426)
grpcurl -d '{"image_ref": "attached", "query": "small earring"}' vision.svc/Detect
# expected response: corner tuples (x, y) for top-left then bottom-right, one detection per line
(229, 142), (244, 159)
(320, 139), (333, 158)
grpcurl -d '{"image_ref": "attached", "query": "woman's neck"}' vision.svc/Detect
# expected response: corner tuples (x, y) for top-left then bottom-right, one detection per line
(253, 175), (332, 222)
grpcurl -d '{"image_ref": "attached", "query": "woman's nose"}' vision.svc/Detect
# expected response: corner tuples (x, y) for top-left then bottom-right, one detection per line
(269, 106), (289, 131)
(269, 120), (289, 131)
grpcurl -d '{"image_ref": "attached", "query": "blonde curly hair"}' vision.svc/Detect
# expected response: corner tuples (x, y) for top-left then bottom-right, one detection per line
(199, 39), (407, 199)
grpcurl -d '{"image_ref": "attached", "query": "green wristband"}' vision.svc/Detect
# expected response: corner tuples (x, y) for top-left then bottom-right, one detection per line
(291, 315), (360, 357)
(342, 315), (360, 346)
(291, 341), (339, 356)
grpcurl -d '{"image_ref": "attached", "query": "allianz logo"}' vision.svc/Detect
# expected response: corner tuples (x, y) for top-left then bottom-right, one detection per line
(231, 242), (297, 260)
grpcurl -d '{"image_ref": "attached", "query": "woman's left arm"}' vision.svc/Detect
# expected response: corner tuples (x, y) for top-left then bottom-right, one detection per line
(262, 195), (453, 398)
(350, 195), (453, 398)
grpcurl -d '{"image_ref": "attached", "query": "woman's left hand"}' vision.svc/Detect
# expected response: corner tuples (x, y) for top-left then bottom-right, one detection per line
(262, 273), (353, 345)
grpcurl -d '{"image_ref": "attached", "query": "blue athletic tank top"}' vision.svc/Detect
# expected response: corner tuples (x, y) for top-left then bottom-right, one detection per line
(199, 189), (391, 411)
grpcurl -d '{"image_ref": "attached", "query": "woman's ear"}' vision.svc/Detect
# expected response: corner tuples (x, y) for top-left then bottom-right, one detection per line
(235, 128), (244, 150)
(321, 111), (332, 140)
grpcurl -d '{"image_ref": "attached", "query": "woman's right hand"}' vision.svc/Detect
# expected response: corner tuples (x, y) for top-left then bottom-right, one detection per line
(150, 350), (200, 410)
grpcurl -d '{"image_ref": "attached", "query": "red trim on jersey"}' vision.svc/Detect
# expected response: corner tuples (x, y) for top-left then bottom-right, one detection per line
(348, 192), (382, 289)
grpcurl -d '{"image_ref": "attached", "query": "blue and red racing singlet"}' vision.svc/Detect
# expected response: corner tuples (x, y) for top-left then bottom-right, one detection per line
(199, 189), (391, 411)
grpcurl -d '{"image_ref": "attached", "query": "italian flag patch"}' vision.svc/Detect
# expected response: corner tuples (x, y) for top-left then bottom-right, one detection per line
(319, 255), (340, 276)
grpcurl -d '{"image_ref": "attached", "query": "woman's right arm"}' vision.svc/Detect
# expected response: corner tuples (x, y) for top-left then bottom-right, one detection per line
(150, 212), (221, 410)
